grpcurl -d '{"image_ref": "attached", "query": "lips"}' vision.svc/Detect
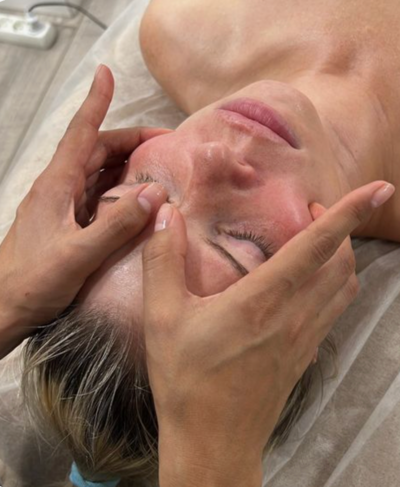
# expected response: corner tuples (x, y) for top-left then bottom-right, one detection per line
(218, 97), (300, 149)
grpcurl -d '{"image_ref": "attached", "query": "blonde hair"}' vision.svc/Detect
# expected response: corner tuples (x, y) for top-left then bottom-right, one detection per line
(22, 302), (337, 486)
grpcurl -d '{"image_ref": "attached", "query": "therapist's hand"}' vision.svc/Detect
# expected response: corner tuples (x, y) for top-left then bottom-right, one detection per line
(142, 180), (395, 487)
(0, 65), (169, 356)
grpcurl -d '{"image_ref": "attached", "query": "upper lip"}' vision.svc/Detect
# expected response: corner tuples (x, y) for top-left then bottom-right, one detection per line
(218, 97), (300, 149)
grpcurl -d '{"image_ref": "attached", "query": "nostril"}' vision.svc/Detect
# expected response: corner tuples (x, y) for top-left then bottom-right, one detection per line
(236, 157), (249, 167)
(236, 154), (254, 167)
(233, 166), (258, 189)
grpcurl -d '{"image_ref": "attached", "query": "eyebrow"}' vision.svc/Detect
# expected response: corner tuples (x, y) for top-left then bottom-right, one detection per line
(205, 238), (249, 277)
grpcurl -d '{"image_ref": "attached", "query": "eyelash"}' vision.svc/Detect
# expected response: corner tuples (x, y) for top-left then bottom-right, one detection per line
(135, 171), (172, 203)
(225, 230), (274, 259)
(135, 171), (273, 258)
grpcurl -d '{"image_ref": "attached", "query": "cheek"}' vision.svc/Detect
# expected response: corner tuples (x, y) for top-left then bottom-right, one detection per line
(127, 133), (194, 168)
(259, 181), (314, 245)
(184, 240), (240, 296)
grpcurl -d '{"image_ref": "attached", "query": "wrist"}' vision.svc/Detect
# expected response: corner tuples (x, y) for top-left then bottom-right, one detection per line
(158, 432), (263, 487)
(159, 457), (263, 487)
(0, 304), (28, 359)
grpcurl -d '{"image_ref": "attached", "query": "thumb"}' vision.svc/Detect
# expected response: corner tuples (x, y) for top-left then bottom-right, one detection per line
(142, 204), (189, 322)
(309, 201), (327, 221)
(78, 183), (167, 268)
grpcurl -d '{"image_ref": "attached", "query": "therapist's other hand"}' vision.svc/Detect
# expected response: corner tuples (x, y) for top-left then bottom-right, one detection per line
(142, 180), (394, 486)
(0, 65), (168, 345)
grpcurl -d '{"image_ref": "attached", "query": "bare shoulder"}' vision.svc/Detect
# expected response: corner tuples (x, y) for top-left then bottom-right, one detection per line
(139, 0), (200, 113)
(139, 0), (240, 114)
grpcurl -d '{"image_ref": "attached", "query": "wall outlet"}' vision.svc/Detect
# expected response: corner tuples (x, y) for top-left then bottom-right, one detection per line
(0, 12), (57, 49)
(0, 0), (83, 18)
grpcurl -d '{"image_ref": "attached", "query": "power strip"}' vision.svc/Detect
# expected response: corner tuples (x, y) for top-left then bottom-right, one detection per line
(0, 12), (57, 49)
(0, 0), (84, 18)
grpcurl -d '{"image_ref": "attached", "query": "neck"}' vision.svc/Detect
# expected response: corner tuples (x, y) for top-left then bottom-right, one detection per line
(285, 69), (396, 239)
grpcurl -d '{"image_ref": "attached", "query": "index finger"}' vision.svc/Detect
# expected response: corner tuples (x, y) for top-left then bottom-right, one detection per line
(51, 64), (114, 174)
(236, 180), (395, 297)
(84, 127), (174, 176)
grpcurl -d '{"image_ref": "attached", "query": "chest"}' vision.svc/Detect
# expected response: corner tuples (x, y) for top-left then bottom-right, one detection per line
(141, 0), (400, 113)
(149, 0), (400, 60)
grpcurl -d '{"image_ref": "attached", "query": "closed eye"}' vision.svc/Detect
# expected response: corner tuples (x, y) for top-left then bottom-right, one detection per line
(130, 171), (275, 271)
(225, 229), (274, 259)
(205, 238), (250, 276)
(98, 196), (120, 203)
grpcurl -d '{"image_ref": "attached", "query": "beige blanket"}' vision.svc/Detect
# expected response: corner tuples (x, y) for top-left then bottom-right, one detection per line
(0, 1), (399, 485)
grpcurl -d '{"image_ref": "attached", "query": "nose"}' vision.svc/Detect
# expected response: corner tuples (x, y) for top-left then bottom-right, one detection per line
(191, 142), (258, 189)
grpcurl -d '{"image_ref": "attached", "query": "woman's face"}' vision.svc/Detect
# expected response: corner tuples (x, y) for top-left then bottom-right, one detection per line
(78, 80), (344, 317)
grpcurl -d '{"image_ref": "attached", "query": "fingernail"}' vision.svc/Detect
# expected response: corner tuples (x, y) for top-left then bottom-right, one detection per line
(95, 64), (104, 79)
(137, 183), (166, 213)
(371, 183), (395, 208)
(155, 204), (173, 232)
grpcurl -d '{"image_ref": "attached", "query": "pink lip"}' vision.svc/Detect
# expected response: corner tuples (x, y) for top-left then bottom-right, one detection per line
(217, 98), (300, 149)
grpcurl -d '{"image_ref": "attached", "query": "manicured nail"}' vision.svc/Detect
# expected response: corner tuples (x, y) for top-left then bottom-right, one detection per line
(371, 183), (395, 208)
(137, 183), (166, 213)
(155, 204), (173, 232)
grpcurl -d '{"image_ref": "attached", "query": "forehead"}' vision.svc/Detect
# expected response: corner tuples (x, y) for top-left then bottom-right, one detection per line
(78, 222), (246, 320)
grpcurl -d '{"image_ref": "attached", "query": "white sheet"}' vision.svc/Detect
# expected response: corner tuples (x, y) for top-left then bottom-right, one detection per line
(1, 1), (400, 486)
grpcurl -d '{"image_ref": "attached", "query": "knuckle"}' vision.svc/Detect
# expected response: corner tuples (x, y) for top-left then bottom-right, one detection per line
(274, 275), (297, 296)
(348, 249), (357, 272)
(311, 231), (339, 264)
(338, 248), (356, 276)
(105, 205), (134, 238)
(236, 284), (282, 321)
(67, 114), (84, 131)
(119, 203), (148, 229)
(143, 234), (171, 269)
(332, 296), (351, 320)
(285, 313), (306, 348)
(345, 274), (360, 301)
(233, 294), (266, 331)
(347, 201), (368, 227)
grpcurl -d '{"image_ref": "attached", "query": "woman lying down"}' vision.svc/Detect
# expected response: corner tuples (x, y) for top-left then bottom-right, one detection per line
(21, 0), (400, 485)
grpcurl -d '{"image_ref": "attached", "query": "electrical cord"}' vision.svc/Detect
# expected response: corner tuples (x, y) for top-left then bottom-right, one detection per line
(28, 2), (108, 30)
